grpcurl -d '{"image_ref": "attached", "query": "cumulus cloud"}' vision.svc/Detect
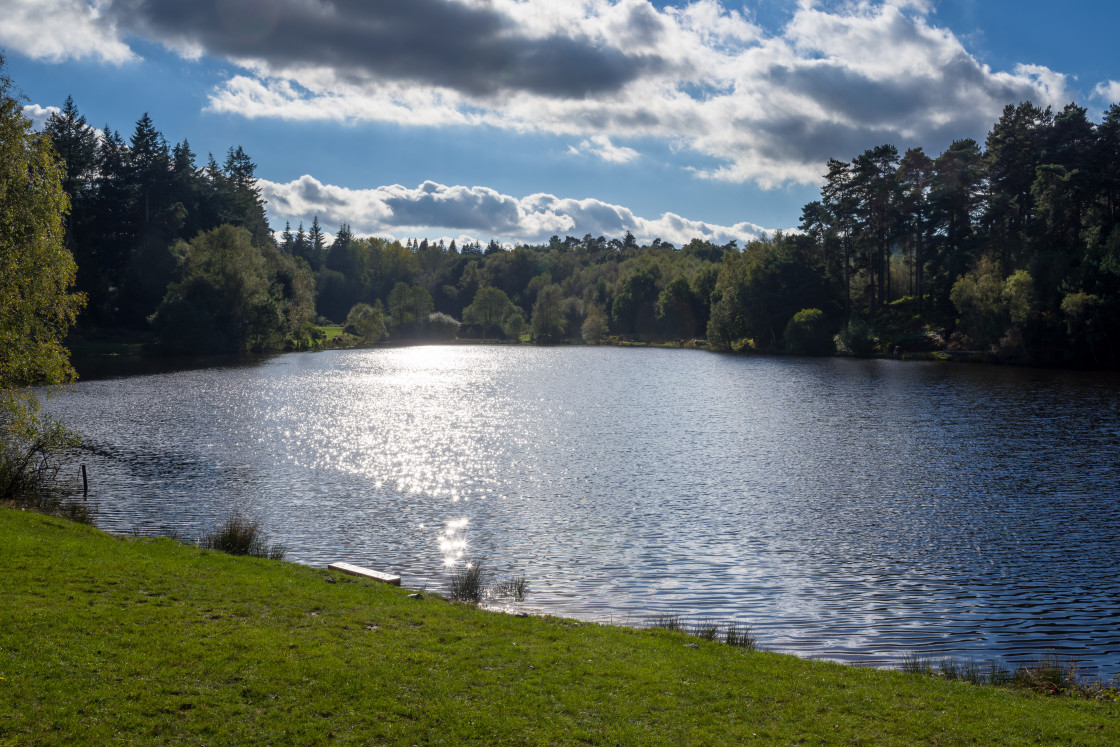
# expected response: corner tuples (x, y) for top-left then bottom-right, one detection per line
(105, 0), (664, 100)
(259, 175), (772, 247)
(1093, 80), (1120, 105)
(0, 0), (135, 63)
(22, 103), (108, 146)
(568, 135), (641, 164)
(200, 0), (1071, 186)
(8, 1), (1076, 186)
(22, 104), (61, 130)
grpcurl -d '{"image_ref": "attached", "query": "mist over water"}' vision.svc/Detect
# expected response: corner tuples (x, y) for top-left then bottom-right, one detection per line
(48, 347), (1120, 675)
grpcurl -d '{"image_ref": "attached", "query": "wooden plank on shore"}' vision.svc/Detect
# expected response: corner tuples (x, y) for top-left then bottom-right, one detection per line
(327, 562), (401, 586)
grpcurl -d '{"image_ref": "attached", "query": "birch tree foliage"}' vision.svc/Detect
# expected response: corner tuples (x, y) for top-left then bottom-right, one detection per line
(1, 56), (86, 424)
(1, 56), (85, 500)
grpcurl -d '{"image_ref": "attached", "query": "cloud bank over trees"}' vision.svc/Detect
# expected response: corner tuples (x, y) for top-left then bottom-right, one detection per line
(259, 176), (770, 246)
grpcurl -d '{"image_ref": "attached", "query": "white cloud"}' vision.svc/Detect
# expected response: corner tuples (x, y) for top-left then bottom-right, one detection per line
(1011, 64), (1070, 105)
(22, 102), (107, 144)
(568, 135), (641, 164)
(22, 104), (60, 130)
(196, 1), (1068, 186)
(0, 0), (135, 64)
(9, 1), (1078, 187)
(1092, 80), (1120, 105)
(259, 175), (773, 247)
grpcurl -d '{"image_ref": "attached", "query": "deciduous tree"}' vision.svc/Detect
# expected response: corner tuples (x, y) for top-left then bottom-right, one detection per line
(531, 284), (566, 342)
(1, 58), (86, 395)
(1, 57), (86, 498)
(462, 285), (517, 335)
(344, 301), (387, 343)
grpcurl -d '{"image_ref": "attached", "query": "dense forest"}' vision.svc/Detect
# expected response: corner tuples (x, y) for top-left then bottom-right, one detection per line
(46, 94), (1120, 368)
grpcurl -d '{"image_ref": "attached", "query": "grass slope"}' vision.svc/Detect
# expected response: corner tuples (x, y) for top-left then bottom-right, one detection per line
(314, 325), (346, 344)
(1, 509), (1117, 745)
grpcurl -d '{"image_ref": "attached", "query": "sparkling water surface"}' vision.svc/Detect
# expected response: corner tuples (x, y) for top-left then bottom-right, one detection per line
(46, 346), (1120, 675)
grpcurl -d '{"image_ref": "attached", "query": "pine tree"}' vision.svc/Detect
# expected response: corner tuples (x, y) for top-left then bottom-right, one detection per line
(44, 95), (98, 210)
(331, 223), (353, 253)
(307, 216), (325, 269)
(851, 144), (899, 312)
(44, 96), (99, 304)
(821, 158), (856, 318)
(128, 112), (170, 227)
(984, 102), (1052, 270)
(222, 145), (270, 245)
(930, 139), (984, 308)
(281, 221), (294, 253)
(294, 222), (307, 260)
(171, 139), (203, 238)
(897, 147), (934, 312)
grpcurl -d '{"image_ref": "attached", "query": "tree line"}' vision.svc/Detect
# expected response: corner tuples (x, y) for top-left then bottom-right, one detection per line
(795, 101), (1120, 366)
(43, 91), (1120, 367)
(44, 97), (314, 352)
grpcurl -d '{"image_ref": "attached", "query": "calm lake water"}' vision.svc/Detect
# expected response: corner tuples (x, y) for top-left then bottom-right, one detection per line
(45, 346), (1120, 675)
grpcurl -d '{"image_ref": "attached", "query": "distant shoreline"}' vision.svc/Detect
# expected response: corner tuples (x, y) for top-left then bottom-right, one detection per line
(66, 335), (1069, 382)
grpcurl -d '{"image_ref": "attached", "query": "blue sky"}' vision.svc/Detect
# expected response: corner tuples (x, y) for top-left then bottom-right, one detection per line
(4, 1), (1119, 247)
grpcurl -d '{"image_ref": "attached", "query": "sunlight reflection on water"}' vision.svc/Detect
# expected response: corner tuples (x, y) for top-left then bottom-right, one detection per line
(47, 345), (1120, 675)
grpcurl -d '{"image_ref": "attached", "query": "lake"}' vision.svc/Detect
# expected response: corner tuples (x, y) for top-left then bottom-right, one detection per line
(45, 346), (1120, 675)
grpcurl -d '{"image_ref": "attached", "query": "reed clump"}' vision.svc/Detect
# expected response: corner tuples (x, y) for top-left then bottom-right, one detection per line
(201, 514), (286, 560)
(494, 574), (528, 601)
(651, 614), (684, 632)
(691, 619), (721, 642)
(448, 560), (486, 602)
(723, 622), (758, 650)
(650, 614), (758, 651)
(446, 560), (530, 604)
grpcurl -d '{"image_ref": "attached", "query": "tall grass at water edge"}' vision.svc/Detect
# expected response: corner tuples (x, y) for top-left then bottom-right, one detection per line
(447, 559), (529, 603)
(650, 614), (759, 651)
(200, 514), (286, 560)
(1, 422), (92, 524)
(651, 621), (1115, 701)
(901, 652), (1120, 700)
(448, 561), (486, 602)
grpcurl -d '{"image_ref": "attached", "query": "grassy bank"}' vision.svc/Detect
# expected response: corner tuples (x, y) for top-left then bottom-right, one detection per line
(313, 324), (346, 344)
(2, 509), (1117, 745)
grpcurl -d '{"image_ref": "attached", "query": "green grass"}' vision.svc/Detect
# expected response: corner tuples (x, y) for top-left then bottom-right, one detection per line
(314, 324), (346, 343)
(900, 652), (1116, 699)
(2, 509), (1118, 745)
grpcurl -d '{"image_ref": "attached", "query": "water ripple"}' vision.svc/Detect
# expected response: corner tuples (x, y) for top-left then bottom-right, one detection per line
(46, 347), (1120, 676)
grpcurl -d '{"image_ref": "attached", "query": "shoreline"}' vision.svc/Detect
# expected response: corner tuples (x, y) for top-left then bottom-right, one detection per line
(66, 334), (1091, 383)
(30, 498), (1120, 684)
(3, 507), (1118, 744)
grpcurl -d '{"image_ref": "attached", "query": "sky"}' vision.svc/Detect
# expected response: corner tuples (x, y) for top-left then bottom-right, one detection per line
(3, 0), (1119, 248)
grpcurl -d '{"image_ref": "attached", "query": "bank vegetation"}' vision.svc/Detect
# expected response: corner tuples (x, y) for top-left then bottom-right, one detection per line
(37, 73), (1120, 368)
